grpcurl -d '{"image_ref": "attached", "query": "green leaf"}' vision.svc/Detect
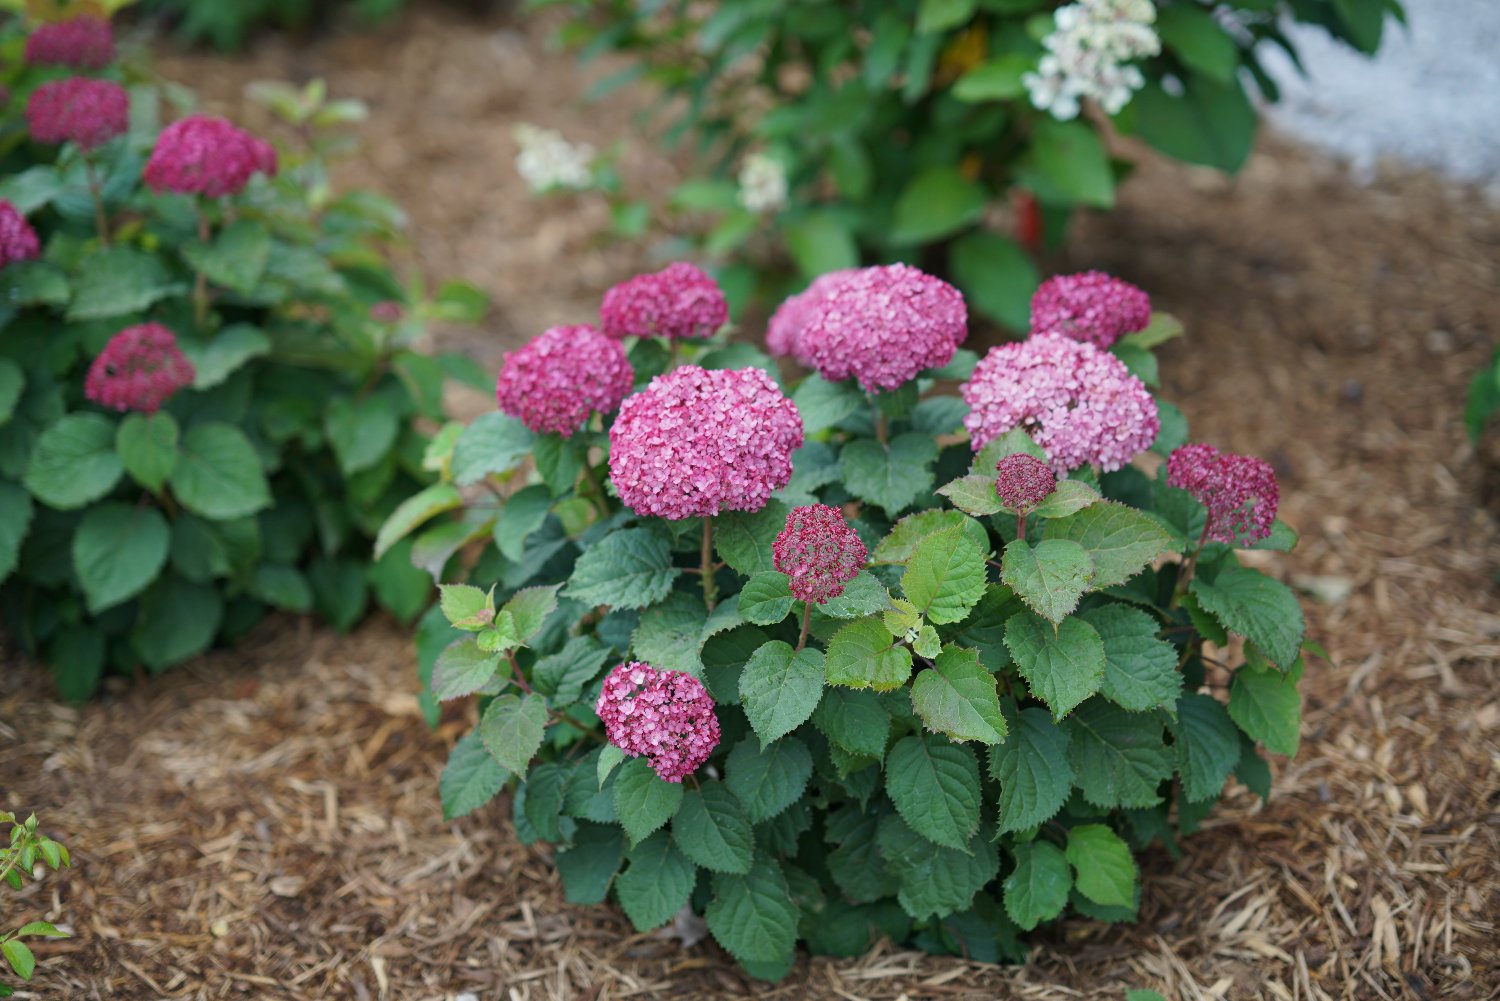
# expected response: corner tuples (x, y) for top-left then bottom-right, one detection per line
(0, 359), (24, 426)
(724, 735), (812, 823)
(874, 510), (988, 565)
(889, 166), (987, 246)
(816, 571), (891, 620)
(182, 323), (271, 390)
(431, 639), (501, 700)
(672, 781), (753, 874)
(949, 231), (1039, 331)
(478, 693), (548, 773)
(952, 53), (1033, 101)
(1003, 841), (1072, 930)
(902, 524), (987, 625)
(738, 571), (795, 625)
(1031, 479), (1100, 519)
(715, 500), (788, 577)
(325, 394), (400, 476)
(504, 585), (561, 644)
(1005, 611), (1105, 720)
(615, 831), (697, 930)
(1191, 567), (1305, 669)
(825, 615), (913, 691)
(0, 483), (32, 583)
(1001, 538), (1094, 624)
(556, 823), (625, 904)
(597, 743), (626, 788)
(66, 247), (179, 320)
(71, 503), (170, 613)
(116, 412), (179, 493)
(633, 590), (707, 674)
(439, 583), (494, 630)
(784, 212), (859, 278)
(531, 433), (582, 496)
(169, 423), (271, 520)
(1065, 701), (1173, 809)
(494, 484), (552, 562)
(877, 813), (999, 920)
(841, 434), (938, 514)
(1175, 692), (1240, 801)
(374, 482), (463, 559)
(183, 218), (271, 293)
(791, 375), (865, 435)
(973, 429), (1047, 472)
(564, 527), (680, 610)
(130, 574), (223, 672)
(739, 641), (825, 747)
(707, 857), (800, 969)
(910, 646), (1007, 744)
(1082, 604), (1182, 713)
(440, 730), (508, 821)
(613, 757), (685, 845)
(23, 413), (121, 509)
(1, 939), (35, 981)
(812, 686), (891, 759)
(1156, 3), (1239, 83)
(1127, 992), (1169, 1001)
(885, 733), (981, 850)
(989, 702), (1074, 832)
(251, 563), (314, 612)
(916, 0), (977, 33)
(13, 922), (67, 939)
(936, 473), (1004, 517)
(1128, 75), (1256, 173)
(451, 412), (535, 486)
(1065, 823), (1138, 907)
(1043, 501), (1175, 589)
(1228, 667), (1301, 757)
(1017, 119), (1114, 209)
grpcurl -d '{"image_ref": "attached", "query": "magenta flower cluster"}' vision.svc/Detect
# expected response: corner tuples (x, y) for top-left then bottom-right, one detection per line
(595, 662), (721, 783)
(24, 17), (114, 69)
(961, 333), (1159, 473)
(1167, 443), (1280, 545)
(995, 453), (1057, 512)
(772, 504), (868, 604)
(0, 201), (40, 268)
(1029, 271), (1152, 349)
(26, 77), (129, 151)
(608, 365), (803, 520)
(599, 262), (728, 341)
(84, 323), (196, 414)
(771, 264), (967, 392)
(495, 324), (634, 435)
(144, 115), (277, 198)
(764, 268), (856, 365)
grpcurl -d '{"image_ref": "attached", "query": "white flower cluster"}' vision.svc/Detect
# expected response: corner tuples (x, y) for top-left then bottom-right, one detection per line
(737, 152), (788, 214)
(1024, 0), (1161, 120)
(513, 123), (595, 192)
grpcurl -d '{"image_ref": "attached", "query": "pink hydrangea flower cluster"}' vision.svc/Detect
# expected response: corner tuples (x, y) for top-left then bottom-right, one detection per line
(608, 365), (803, 520)
(961, 333), (1159, 473)
(26, 77), (129, 151)
(24, 17), (114, 69)
(0, 200), (40, 268)
(368, 300), (404, 323)
(995, 453), (1057, 511)
(789, 264), (968, 392)
(764, 268), (857, 364)
(1030, 270), (1151, 348)
(495, 324), (634, 435)
(772, 504), (868, 604)
(595, 661), (720, 783)
(84, 323), (196, 414)
(1166, 443), (1280, 545)
(599, 262), (728, 341)
(143, 115), (277, 198)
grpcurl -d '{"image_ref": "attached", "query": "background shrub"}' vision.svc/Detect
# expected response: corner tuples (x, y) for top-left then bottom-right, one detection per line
(136, 0), (407, 51)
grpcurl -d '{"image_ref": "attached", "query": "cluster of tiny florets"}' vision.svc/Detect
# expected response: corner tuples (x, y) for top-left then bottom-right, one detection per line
(599, 262), (728, 341)
(25, 77), (129, 151)
(1024, 0), (1160, 120)
(772, 504), (868, 604)
(0, 200), (40, 268)
(1030, 270), (1151, 348)
(595, 662), (720, 783)
(368, 300), (404, 323)
(143, 115), (277, 198)
(791, 264), (967, 393)
(1167, 443), (1280, 545)
(608, 365), (803, 520)
(961, 333), (1159, 473)
(495, 324), (634, 435)
(84, 323), (196, 414)
(765, 268), (857, 364)
(24, 17), (115, 69)
(995, 453), (1058, 511)
(513, 122), (595, 192)
(737, 152), (788, 214)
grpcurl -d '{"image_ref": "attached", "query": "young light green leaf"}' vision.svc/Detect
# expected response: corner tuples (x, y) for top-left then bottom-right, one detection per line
(1065, 824), (1138, 908)
(1003, 841), (1072, 930)
(671, 781), (754, 874)
(440, 583), (493, 630)
(739, 641), (825, 746)
(885, 733), (982, 850)
(873, 509), (989, 564)
(478, 693), (548, 774)
(430, 638), (502, 701)
(902, 524), (987, 625)
(375, 482), (463, 559)
(1005, 611), (1105, 720)
(2, 938), (36, 981)
(971, 429), (1047, 473)
(1031, 479), (1100, 519)
(910, 646), (1007, 744)
(825, 616), (913, 691)
(1001, 538), (1094, 624)
(818, 571), (892, 619)
(502, 584), (561, 643)
(936, 474), (1004, 517)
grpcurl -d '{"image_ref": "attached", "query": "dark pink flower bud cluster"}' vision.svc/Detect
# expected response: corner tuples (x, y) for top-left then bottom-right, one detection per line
(84, 323), (196, 414)
(772, 504), (868, 604)
(144, 115), (277, 198)
(995, 453), (1057, 512)
(24, 17), (114, 69)
(1030, 270), (1151, 349)
(26, 77), (129, 151)
(595, 662), (721, 783)
(599, 262), (728, 341)
(765, 268), (858, 364)
(368, 300), (404, 323)
(1166, 443), (1279, 545)
(495, 324), (634, 435)
(608, 365), (803, 520)
(788, 264), (968, 393)
(0, 200), (41, 268)
(961, 333), (1158, 473)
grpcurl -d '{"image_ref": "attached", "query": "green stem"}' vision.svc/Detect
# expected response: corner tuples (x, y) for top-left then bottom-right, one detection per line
(1170, 522), (1213, 609)
(1015, 511), (1028, 544)
(193, 203), (212, 330)
(701, 517), (717, 612)
(578, 459), (609, 518)
(83, 157), (109, 247)
(795, 600), (811, 653)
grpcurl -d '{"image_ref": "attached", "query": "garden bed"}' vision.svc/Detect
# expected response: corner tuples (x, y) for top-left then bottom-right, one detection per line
(1, 5), (1497, 998)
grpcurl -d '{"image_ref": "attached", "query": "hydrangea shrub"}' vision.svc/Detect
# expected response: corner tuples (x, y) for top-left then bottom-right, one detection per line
(387, 260), (1312, 978)
(0, 16), (490, 699)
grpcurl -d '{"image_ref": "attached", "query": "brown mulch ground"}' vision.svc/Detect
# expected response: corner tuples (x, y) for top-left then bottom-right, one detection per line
(3, 5), (1499, 999)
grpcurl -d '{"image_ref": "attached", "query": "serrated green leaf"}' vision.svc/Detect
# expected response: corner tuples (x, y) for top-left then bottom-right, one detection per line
(724, 735), (812, 823)
(672, 781), (753, 874)
(1005, 611), (1105, 720)
(824, 615), (912, 691)
(1043, 501), (1175, 589)
(597, 743), (626, 787)
(873, 509), (990, 564)
(1065, 701), (1173, 809)
(439, 583), (493, 630)
(818, 571), (892, 619)
(451, 411), (535, 485)
(706, 857), (800, 968)
(1175, 692), (1240, 801)
(632, 590), (707, 673)
(67, 246), (179, 320)
(116, 412), (178, 493)
(739, 571), (794, 625)
(615, 831), (697, 930)
(182, 323), (271, 390)
(375, 483), (463, 559)
(564, 526), (680, 610)
(842, 434), (937, 514)
(812, 686), (891, 760)
(1003, 841), (1072, 930)
(1082, 604), (1182, 713)
(1001, 539), (1093, 623)
(739, 641), (825, 746)
(169, 423), (271, 520)
(503, 584), (560, 643)
(71, 502), (170, 614)
(23, 413), (121, 509)
(478, 693), (548, 773)
(1031, 479), (1100, 519)
(936, 473), (1003, 517)
(1228, 666), (1301, 757)
(885, 733), (981, 850)
(910, 646), (1006, 744)
(2, 938), (36, 981)
(183, 219), (272, 293)
(556, 822), (625, 905)
(877, 813), (999, 920)
(1065, 824), (1138, 908)
(613, 757), (685, 845)
(902, 524), (987, 624)
(325, 394), (400, 476)
(791, 375), (865, 435)
(440, 730), (508, 821)
(1191, 566), (1305, 669)
(715, 499), (788, 576)
(989, 702), (1074, 832)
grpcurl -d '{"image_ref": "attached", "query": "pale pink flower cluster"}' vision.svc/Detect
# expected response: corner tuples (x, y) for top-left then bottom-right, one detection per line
(25, 17), (114, 69)
(26, 77), (129, 151)
(764, 268), (857, 364)
(774, 264), (967, 392)
(1030, 270), (1151, 348)
(595, 662), (720, 783)
(772, 504), (868, 604)
(599, 262), (727, 341)
(84, 323), (196, 414)
(0, 201), (40, 267)
(143, 115), (277, 198)
(995, 453), (1057, 512)
(495, 324), (634, 435)
(961, 333), (1158, 473)
(608, 365), (803, 520)
(1166, 443), (1279, 545)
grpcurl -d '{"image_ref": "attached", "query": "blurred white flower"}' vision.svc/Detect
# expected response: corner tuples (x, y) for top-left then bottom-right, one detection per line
(1024, 0), (1161, 120)
(513, 123), (595, 192)
(737, 152), (788, 214)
